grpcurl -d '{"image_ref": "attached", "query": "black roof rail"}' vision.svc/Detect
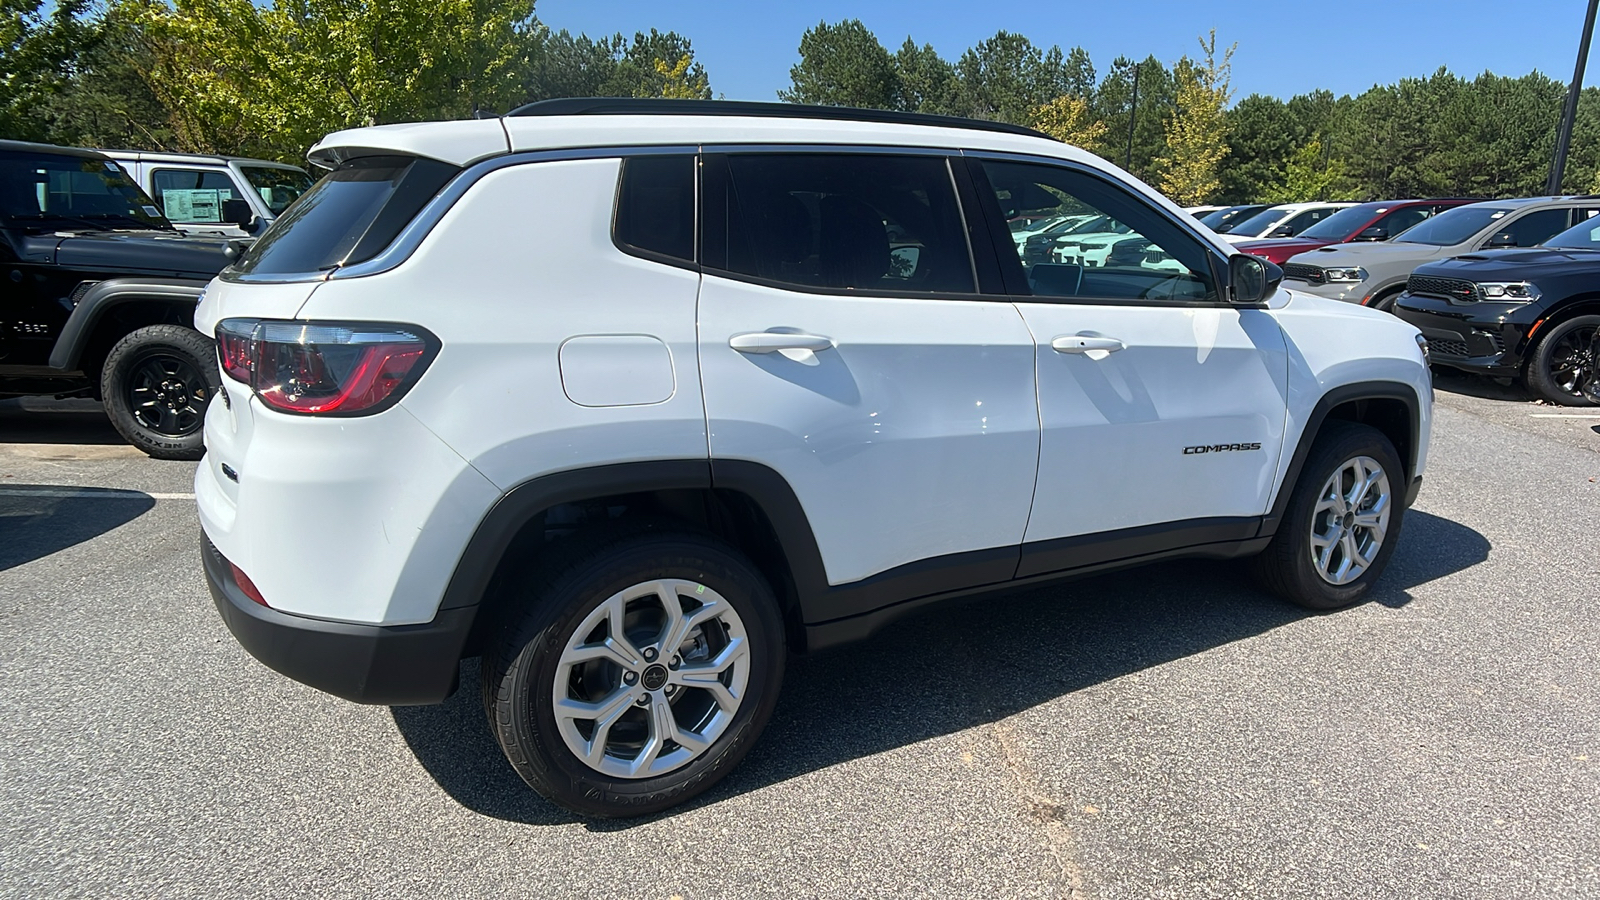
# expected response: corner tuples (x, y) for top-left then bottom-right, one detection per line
(505, 98), (1053, 141)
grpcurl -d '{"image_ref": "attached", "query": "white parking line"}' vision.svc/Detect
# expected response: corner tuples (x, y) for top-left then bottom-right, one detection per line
(1529, 413), (1600, 419)
(0, 488), (193, 500)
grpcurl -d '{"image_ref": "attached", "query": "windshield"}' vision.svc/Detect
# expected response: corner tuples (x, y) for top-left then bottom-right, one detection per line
(1541, 216), (1600, 250)
(1200, 205), (1267, 233)
(239, 165), (316, 215)
(1397, 205), (1511, 246)
(1298, 203), (1386, 241)
(1227, 207), (1294, 238)
(0, 149), (169, 230)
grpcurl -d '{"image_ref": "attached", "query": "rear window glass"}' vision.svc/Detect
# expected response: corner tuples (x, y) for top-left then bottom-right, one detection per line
(232, 156), (457, 277)
(614, 155), (695, 263)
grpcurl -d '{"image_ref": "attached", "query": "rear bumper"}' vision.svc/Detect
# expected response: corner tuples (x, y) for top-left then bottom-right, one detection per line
(202, 534), (473, 705)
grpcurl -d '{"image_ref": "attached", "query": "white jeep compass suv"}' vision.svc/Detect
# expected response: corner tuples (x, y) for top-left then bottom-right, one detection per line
(196, 99), (1433, 817)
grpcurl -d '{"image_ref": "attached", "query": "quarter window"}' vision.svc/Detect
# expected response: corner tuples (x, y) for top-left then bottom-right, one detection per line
(1375, 205), (1434, 237)
(704, 153), (975, 294)
(1485, 208), (1569, 248)
(151, 169), (239, 224)
(976, 159), (1217, 303)
(614, 155), (695, 264)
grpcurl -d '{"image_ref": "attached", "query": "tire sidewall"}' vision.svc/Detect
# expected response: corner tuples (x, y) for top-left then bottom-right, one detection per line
(1278, 423), (1407, 609)
(100, 325), (217, 460)
(1527, 315), (1600, 407)
(502, 536), (785, 817)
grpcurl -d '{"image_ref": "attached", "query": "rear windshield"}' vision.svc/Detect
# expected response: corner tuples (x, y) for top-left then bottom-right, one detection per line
(1298, 202), (1386, 241)
(0, 149), (170, 231)
(1542, 216), (1600, 250)
(232, 155), (457, 277)
(1396, 205), (1511, 246)
(1199, 205), (1268, 233)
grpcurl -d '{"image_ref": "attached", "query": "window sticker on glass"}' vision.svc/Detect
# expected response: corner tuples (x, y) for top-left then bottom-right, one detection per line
(103, 161), (120, 172)
(1490, 211), (1506, 219)
(141, 205), (162, 218)
(161, 188), (232, 222)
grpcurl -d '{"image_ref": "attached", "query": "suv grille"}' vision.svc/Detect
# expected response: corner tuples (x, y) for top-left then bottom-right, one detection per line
(1407, 275), (1479, 303)
(1430, 338), (1471, 358)
(1282, 263), (1325, 284)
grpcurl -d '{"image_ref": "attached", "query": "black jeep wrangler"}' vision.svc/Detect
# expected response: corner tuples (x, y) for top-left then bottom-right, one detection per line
(2, 139), (235, 459)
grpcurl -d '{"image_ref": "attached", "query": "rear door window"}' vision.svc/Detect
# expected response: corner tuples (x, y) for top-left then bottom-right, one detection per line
(151, 168), (238, 223)
(702, 153), (975, 295)
(231, 156), (458, 277)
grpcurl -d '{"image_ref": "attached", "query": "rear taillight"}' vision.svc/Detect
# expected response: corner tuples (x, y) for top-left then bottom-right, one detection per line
(228, 562), (269, 606)
(214, 319), (434, 416)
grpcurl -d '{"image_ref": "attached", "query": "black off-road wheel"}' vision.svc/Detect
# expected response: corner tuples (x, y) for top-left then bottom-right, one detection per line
(1251, 421), (1407, 610)
(1525, 315), (1599, 407)
(100, 325), (218, 461)
(482, 526), (786, 818)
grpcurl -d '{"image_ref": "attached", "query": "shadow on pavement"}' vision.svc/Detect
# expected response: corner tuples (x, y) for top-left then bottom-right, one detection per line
(0, 398), (125, 445)
(0, 485), (157, 570)
(1428, 367), (1530, 404)
(391, 509), (1489, 829)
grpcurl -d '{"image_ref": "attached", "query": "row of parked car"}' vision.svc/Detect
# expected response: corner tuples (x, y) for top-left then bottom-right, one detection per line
(0, 139), (314, 457)
(1175, 198), (1599, 406)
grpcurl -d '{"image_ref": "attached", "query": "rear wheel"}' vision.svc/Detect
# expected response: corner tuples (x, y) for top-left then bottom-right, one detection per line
(482, 527), (785, 818)
(1525, 315), (1599, 406)
(100, 325), (218, 460)
(1251, 421), (1406, 610)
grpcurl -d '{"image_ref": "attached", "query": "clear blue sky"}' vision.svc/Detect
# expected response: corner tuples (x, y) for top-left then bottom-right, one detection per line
(537, 0), (1600, 102)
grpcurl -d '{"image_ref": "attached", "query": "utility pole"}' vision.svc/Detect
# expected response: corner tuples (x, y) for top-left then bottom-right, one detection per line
(1549, 0), (1599, 194)
(1125, 63), (1140, 172)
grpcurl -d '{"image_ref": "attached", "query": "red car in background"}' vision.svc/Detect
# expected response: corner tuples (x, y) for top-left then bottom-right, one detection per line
(1234, 199), (1479, 265)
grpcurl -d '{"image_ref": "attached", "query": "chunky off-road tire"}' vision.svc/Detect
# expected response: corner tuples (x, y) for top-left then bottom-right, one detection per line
(1251, 421), (1406, 610)
(1525, 315), (1600, 407)
(482, 525), (786, 818)
(100, 324), (217, 460)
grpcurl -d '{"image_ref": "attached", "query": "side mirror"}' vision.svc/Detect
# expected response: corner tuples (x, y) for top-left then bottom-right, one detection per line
(1485, 232), (1517, 248)
(1229, 254), (1282, 305)
(1356, 226), (1388, 241)
(220, 198), (256, 230)
(1270, 224), (1296, 237)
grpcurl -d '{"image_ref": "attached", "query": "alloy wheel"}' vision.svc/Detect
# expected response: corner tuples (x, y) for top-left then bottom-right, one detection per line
(129, 353), (208, 436)
(553, 579), (750, 779)
(1309, 455), (1392, 586)
(1547, 324), (1598, 399)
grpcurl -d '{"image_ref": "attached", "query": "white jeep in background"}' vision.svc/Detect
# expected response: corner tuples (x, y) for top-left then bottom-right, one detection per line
(195, 99), (1432, 818)
(101, 149), (314, 237)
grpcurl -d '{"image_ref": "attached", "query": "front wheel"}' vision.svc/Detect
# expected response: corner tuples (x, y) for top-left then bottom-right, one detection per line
(1525, 315), (1599, 406)
(1251, 421), (1406, 610)
(483, 527), (786, 818)
(100, 324), (218, 460)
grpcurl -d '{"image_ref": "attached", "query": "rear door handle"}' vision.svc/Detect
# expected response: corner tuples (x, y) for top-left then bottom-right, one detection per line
(729, 332), (835, 353)
(1051, 335), (1126, 354)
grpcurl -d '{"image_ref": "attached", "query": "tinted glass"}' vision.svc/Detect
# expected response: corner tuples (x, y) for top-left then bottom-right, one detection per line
(615, 155), (695, 263)
(1373, 205), (1435, 237)
(233, 156), (456, 276)
(1227, 207), (1292, 238)
(0, 150), (168, 230)
(240, 165), (316, 215)
(1297, 203), (1386, 240)
(1396, 205), (1513, 245)
(1542, 215), (1600, 250)
(978, 159), (1217, 303)
(151, 169), (238, 223)
(1487, 208), (1569, 248)
(710, 154), (974, 293)
(1200, 204), (1269, 233)
(1280, 207), (1340, 235)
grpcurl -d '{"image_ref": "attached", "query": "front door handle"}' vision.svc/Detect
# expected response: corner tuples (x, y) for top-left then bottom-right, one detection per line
(729, 332), (835, 353)
(1051, 335), (1126, 354)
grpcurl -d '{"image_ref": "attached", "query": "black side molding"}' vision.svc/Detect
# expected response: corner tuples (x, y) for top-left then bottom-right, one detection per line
(48, 278), (208, 370)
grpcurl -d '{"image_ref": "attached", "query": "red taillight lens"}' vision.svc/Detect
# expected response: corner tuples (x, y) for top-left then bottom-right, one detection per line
(216, 319), (256, 383)
(229, 562), (269, 606)
(214, 319), (433, 416)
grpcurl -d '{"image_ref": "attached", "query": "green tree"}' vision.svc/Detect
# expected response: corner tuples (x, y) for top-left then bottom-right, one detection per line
(1157, 31), (1234, 205)
(1, 0), (92, 140)
(892, 38), (959, 115)
(951, 30), (1071, 123)
(524, 28), (711, 103)
(1261, 135), (1345, 202)
(1093, 55), (1174, 179)
(43, 0), (174, 149)
(779, 19), (897, 108)
(1030, 94), (1107, 152)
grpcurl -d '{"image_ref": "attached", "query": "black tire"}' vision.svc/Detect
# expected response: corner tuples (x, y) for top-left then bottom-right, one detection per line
(100, 324), (218, 460)
(482, 526), (786, 818)
(1251, 421), (1407, 610)
(1368, 288), (1403, 313)
(1525, 315), (1600, 407)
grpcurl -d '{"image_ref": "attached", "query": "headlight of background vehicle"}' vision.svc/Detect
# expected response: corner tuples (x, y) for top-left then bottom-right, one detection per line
(1475, 281), (1541, 301)
(1323, 267), (1368, 283)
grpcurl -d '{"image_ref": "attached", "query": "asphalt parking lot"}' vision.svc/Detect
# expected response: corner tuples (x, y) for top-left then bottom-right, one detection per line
(2, 373), (1597, 900)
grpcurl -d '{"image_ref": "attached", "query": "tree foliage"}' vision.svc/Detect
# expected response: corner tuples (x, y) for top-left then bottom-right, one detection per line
(779, 19), (896, 108)
(1030, 94), (1106, 153)
(1156, 31), (1233, 205)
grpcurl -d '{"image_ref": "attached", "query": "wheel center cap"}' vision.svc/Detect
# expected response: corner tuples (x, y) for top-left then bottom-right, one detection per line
(641, 664), (668, 691)
(1342, 511), (1356, 531)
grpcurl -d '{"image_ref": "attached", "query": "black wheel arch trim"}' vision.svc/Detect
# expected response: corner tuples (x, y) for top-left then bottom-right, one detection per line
(47, 278), (209, 371)
(1259, 380), (1423, 538)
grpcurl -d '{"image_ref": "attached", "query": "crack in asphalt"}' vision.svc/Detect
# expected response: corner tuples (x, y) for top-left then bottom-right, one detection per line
(992, 720), (1087, 899)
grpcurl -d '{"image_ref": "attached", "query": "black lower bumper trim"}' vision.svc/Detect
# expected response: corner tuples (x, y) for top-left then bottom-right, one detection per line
(202, 533), (474, 705)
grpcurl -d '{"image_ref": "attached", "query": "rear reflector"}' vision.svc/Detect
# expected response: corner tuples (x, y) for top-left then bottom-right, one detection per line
(214, 319), (435, 416)
(229, 562), (269, 606)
